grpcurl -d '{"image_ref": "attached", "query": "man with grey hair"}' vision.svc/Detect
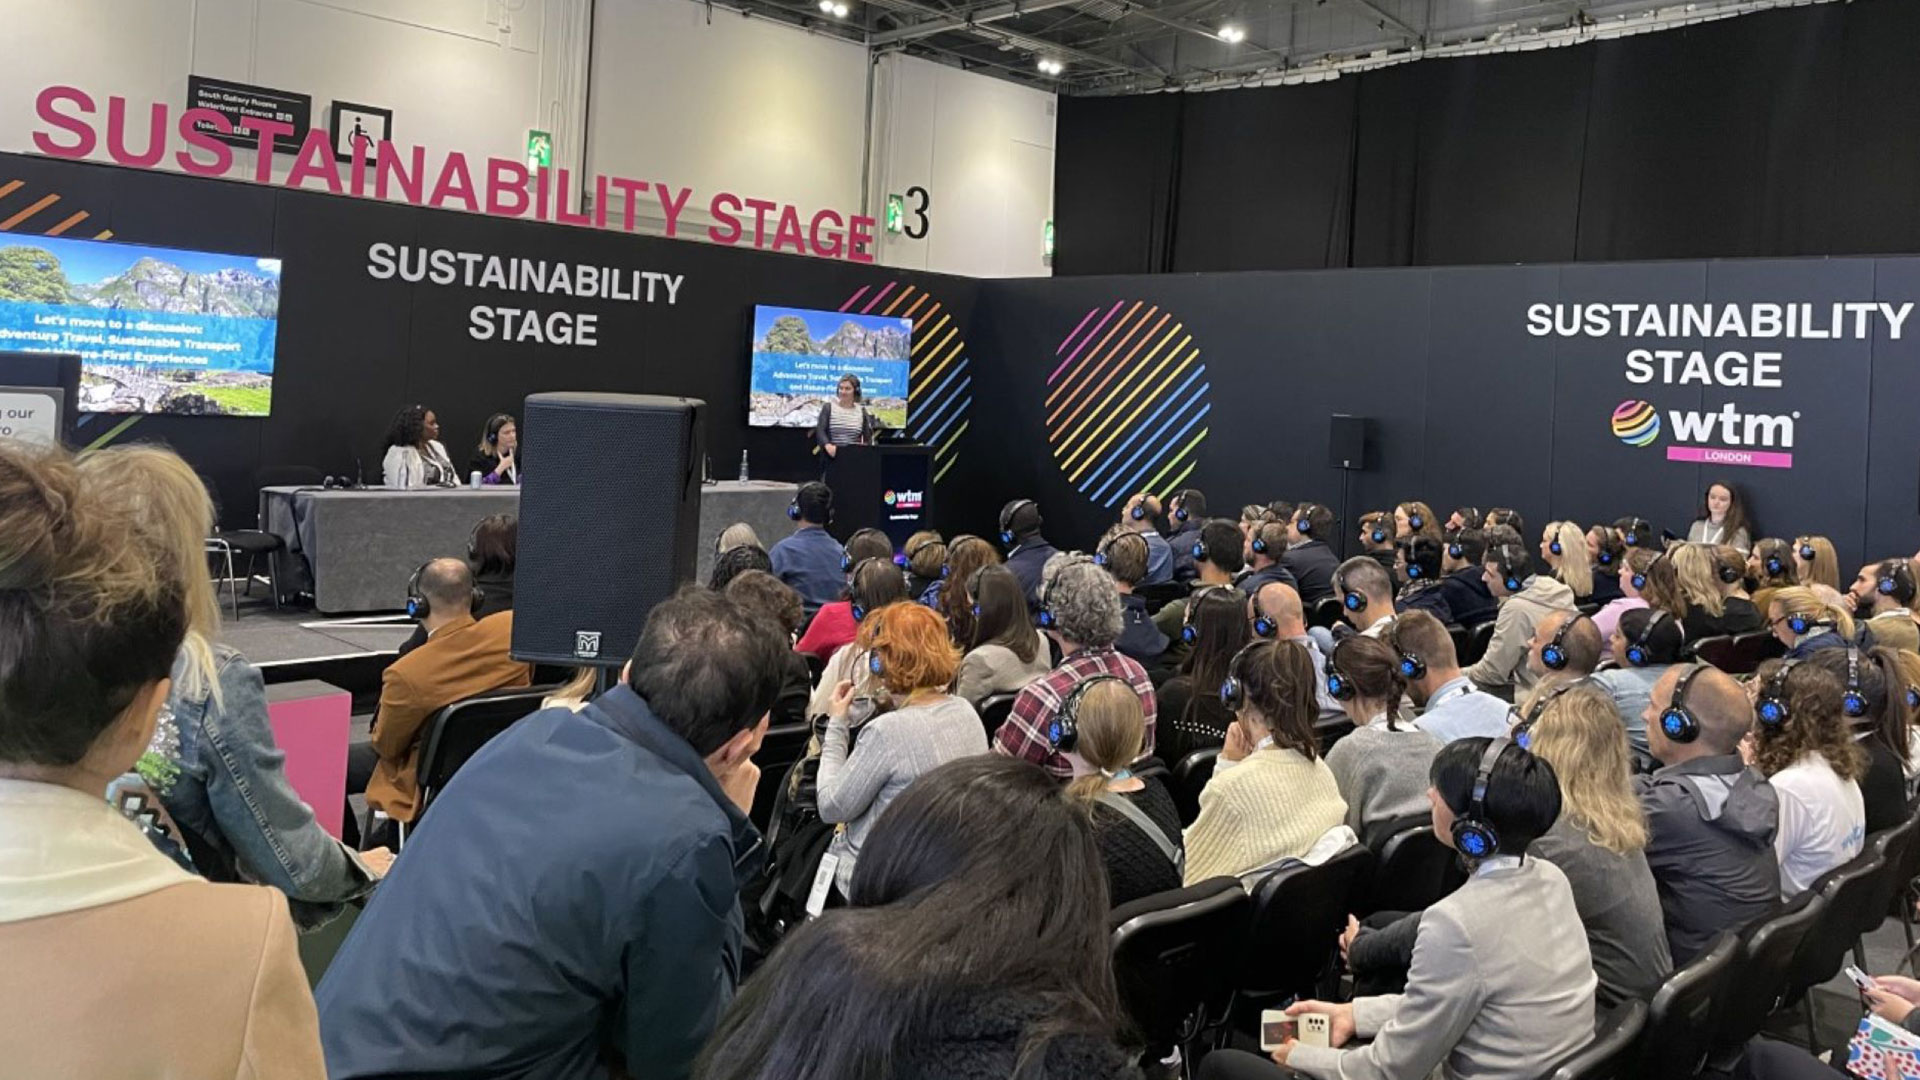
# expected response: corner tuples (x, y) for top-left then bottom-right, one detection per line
(992, 552), (1158, 780)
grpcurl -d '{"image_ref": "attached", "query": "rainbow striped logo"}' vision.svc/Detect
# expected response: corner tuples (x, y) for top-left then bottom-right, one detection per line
(1611, 400), (1662, 447)
(836, 282), (970, 486)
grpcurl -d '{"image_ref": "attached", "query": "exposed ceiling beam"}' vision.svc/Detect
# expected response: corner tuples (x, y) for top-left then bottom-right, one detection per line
(870, 0), (1086, 45)
(871, 0), (1170, 77)
(1343, 0), (1421, 41)
(1116, 2), (1291, 64)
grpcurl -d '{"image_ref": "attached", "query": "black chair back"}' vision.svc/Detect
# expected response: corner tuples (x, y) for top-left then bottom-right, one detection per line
(1309, 597), (1344, 631)
(1109, 877), (1251, 1054)
(1732, 631), (1786, 673)
(1640, 931), (1741, 1080)
(1712, 894), (1826, 1053)
(1136, 582), (1189, 611)
(1786, 851), (1887, 997)
(1170, 747), (1220, 826)
(1687, 635), (1740, 672)
(1576, 601), (1602, 618)
(1866, 816), (1920, 927)
(416, 686), (553, 818)
(1542, 999), (1649, 1080)
(1239, 844), (1374, 1010)
(1462, 620), (1497, 665)
(1358, 826), (1466, 916)
(977, 692), (1019, 741)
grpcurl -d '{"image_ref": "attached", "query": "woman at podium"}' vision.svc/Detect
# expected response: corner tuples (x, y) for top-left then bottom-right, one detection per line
(813, 373), (880, 457)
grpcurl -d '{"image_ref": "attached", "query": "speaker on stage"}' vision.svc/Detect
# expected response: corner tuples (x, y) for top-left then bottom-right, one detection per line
(1329, 414), (1369, 471)
(512, 392), (705, 666)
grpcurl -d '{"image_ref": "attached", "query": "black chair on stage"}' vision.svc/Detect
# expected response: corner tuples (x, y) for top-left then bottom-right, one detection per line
(1540, 999), (1649, 1080)
(203, 479), (283, 618)
(977, 692), (1019, 742)
(1782, 850), (1888, 1045)
(1638, 932), (1741, 1080)
(1710, 894), (1826, 1059)
(1109, 877), (1251, 1074)
(1358, 826), (1466, 917)
(1461, 621), (1497, 665)
(413, 686), (553, 826)
(1170, 747), (1220, 827)
(1687, 635), (1740, 672)
(1234, 844), (1374, 1028)
(1309, 597), (1344, 631)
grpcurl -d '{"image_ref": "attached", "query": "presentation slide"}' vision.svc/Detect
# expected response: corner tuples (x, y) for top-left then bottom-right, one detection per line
(748, 305), (910, 429)
(0, 234), (281, 416)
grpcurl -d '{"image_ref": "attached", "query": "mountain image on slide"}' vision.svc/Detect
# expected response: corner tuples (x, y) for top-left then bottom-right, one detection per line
(72, 257), (280, 319)
(755, 315), (909, 360)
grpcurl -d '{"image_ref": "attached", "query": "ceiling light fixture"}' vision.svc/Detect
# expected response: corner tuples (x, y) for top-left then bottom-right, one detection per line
(1037, 57), (1064, 75)
(1219, 24), (1246, 43)
(818, 0), (849, 16)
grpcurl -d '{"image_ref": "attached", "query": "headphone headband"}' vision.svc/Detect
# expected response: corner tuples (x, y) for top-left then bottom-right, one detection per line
(1452, 737), (1513, 859)
(1053, 674), (1127, 753)
(1659, 663), (1707, 743)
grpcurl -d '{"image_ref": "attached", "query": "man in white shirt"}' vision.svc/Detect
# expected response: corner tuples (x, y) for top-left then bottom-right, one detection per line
(1389, 611), (1513, 742)
(1333, 557), (1397, 638)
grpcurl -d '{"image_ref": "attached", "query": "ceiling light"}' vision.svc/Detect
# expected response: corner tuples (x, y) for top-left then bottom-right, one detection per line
(1037, 57), (1064, 75)
(1219, 24), (1246, 43)
(832, 2), (848, 15)
(819, 0), (833, 10)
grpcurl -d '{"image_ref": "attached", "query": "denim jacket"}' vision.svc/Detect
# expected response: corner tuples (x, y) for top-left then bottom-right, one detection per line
(163, 643), (376, 929)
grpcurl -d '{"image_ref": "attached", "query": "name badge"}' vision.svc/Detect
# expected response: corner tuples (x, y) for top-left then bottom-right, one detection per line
(805, 852), (841, 919)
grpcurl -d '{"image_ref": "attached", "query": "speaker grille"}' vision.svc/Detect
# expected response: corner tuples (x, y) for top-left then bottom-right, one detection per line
(512, 393), (705, 666)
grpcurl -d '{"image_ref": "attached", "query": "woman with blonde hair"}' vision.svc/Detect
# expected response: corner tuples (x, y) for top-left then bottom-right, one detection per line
(77, 446), (387, 929)
(1524, 681), (1673, 1008)
(1747, 659), (1867, 896)
(1749, 537), (1799, 616)
(818, 602), (986, 896)
(1541, 521), (1594, 601)
(1794, 535), (1841, 590)
(0, 440), (326, 1076)
(902, 530), (947, 600)
(1063, 677), (1183, 906)
(1673, 543), (1763, 639)
(1766, 585), (1855, 658)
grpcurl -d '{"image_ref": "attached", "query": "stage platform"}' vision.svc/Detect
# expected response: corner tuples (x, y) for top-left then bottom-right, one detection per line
(221, 608), (414, 707)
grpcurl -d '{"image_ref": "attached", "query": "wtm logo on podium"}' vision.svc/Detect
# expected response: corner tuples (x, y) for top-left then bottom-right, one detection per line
(1611, 399), (1795, 469)
(883, 489), (925, 510)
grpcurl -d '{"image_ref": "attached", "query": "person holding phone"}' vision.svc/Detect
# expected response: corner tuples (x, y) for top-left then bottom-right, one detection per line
(468, 413), (519, 484)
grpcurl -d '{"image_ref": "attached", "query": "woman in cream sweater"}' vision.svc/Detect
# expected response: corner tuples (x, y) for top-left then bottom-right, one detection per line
(1183, 640), (1347, 884)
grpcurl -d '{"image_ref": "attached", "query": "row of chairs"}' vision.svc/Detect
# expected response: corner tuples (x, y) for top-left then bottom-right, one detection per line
(1686, 631), (1786, 675)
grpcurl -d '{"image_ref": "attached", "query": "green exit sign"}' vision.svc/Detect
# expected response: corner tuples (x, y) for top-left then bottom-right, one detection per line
(885, 194), (905, 234)
(1044, 218), (1054, 258)
(526, 129), (552, 170)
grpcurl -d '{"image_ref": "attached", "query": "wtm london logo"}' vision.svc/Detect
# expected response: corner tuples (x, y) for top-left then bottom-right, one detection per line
(1610, 397), (1796, 469)
(883, 488), (924, 510)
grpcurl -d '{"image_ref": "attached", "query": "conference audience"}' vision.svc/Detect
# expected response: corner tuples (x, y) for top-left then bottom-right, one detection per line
(468, 411), (519, 484)
(723, 570), (813, 729)
(1157, 586), (1252, 766)
(1395, 500), (1442, 543)
(1748, 537), (1799, 617)
(1393, 535), (1452, 623)
(0, 440), (326, 1077)
(1485, 506), (1527, 535)
(1119, 492), (1176, 585)
(1849, 558), (1920, 652)
(1636, 664), (1781, 964)
(818, 602), (986, 896)
(1217, 737), (1593, 1080)
(1466, 541), (1577, 699)
(1745, 658), (1866, 897)
(1166, 487), (1207, 581)
(1806, 646), (1912, 833)
(694, 756), (1139, 1080)
(319, 587), (778, 1080)
(769, 481), (845, 617)
(399, 511), (517, 657)
(353, 557), (532, 834)
(1592, 608), (1686, 757)
(1525, 682), (1673, 1008)
(1333, 556), (1397, 637)
(80, 447), (386, 929)
(794, 528), (895, 661)
(1238, 519), (1300, 598)
(1282, 502), (1342, 604)
(1671, 543), (1764, 639)
(902, 530), (947, 600)
(1154, 518), (1248, 659)
(1766, 585), (1855, 658)
(1525, 611), (1604, 692)
(999, 498), (1060, 608)
(1097, 528), (1171, 669)
(1540, 521), (1595, 603)
(1438, 527), (1499, 628)
(1688, 480), (1752, 552)
(1584, 525), (1626, 605)
(1325, 636), (1442, 848)
(710, 543), (772, 590)
(1391, 611), (1513, 742)
(1615, 515), (1658, 551)
(806, 558), (910, 719)
(1182, 640), (1347, 884)
(1065, 677), (1184, 907)
(381, 402), (458, 488)
(995, 554), (1156, 779)
(1591, 547), (1654, 643)
(1250, 581), (1343, 718)
(954, 565), (1053, 707)
(931, 533), (1000, 643)
(1793, 534), (1841, 589)
(1357, 511), (1399, 577)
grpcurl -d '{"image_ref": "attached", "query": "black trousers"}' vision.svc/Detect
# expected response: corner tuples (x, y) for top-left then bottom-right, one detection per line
(1198, 1049), (1311, 1080)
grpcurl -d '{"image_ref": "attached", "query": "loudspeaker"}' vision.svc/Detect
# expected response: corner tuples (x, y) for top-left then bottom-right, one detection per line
(1330, 414), (1369, 471)
(512, 392), (706, 666)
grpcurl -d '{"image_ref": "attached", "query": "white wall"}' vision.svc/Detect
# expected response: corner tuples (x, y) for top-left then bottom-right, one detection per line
(869, 53), (1055, 278)
(584, 0), (870, 238)
(0, 0), (589, 185)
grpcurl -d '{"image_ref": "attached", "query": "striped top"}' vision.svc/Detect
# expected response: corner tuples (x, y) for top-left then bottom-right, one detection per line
(827, 403), (865, 445)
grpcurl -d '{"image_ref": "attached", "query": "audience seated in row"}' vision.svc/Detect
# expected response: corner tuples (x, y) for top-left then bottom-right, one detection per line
(901, 529), (947, 601)
(998, 498), (1060, 609)
(1153, 518), (1247, 667)
(1156, 585), (1251, 767)
(805, 557), (910, 719)
(1323, 636), (1441, 849)
(1591, 546), (1654, 643)
(1742, 658), (1866, 897)
(793, 527), (893, 662)
(1590, 607), (1686, 757)
(1250, 581), (1342, 718)
(1282, 502), (1342, 606)
(1165, 488), (1207, 582)
(1465, 540), (1577, 700)
(1094, 528), (1172, 671)
(929, 533), (1000, 645)
(723, 570), (814, 728)
(1333, 556), (1397, 639)
(1117, 492), (1177, 586)
(1239, 519), (1299, 599)
(397, 511), (517, 657)
(1436, 527), (1499, 629)
(953, 564), (1053, 707)
(1064, 678), (1184, 907)
(1392, 535), (1452, 625)
(769, 481), (845, 617)
(709, 542), (772, 590)
(1388, 612), (1512, 743)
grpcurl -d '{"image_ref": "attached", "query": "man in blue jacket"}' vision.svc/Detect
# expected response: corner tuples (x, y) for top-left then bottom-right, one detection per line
(999, 497), (1060, 610)
(316, 587), (781, 1080)
(769, 481), (846, 617)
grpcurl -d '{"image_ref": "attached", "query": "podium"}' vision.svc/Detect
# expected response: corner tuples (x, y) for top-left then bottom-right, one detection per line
(825, 444), (934, 547)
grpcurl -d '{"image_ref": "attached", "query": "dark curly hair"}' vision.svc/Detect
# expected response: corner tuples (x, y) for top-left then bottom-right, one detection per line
(384, 404), (432, 450)
(1750, 659), (1867, 782)
(709, 544), (772, 590)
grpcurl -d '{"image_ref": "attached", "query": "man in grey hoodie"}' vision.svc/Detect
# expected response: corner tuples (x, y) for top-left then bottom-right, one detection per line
(1465, 542), (1578, 701)
(1636, 664), (1781, 964)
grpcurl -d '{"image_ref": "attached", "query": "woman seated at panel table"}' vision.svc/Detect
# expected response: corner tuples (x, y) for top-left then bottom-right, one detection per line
(381, 403), (458, 488)
(467, 413), (520, 485)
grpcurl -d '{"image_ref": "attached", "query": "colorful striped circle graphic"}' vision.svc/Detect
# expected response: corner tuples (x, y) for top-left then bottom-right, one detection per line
(837, 282), (970, 486)
(1611, 400), (1662, 447)
(1045, 301), (1211, 509)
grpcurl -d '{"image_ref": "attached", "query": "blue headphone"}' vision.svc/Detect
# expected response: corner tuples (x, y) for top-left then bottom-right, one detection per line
(1631, 568), (1648, 590)
(1624, 611), (1670, 668)
(1407, 509), (1425, 531)
(1540, 615), (1583, 671)
(1324, 656), (1354, 701)
(1765, 551), (1787, 578)
(1252, 610), (1278, 638)
(1843, 647), (1868, 718)
(1049, 675), (1124, 752)
(1906, 685), (1920, 710)
(1406, 559), (1422, 579)
(1659, 665), (1706, 743)
(1369, 523), (1390, 545)
(1447, 541), (1464, 560)
(1034, 572), (1058, 631)
(1172, 497), (1191, 523)
(1218, 641), (1263, 710)
(1549, 539), (1563, 556)
(1450, 737), (1512, 859)
(1798, 540), (1816, 560)
(1335, 569), (1365, 612)
(1181, 586), (1224, 645)
(999, 499), (1037, 547)
(1756, 661), (1797, 729)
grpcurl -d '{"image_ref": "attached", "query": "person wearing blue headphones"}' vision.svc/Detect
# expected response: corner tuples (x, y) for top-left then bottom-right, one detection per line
(1118, 492), (1176, 586)
(997, 498), (1060, 610)
(1280, 503), (1341, 605)
(1848, 558), (1920, 653)
(769, 481), (846, 618)
(1438, 527), (1499, 629)
(1165, 488), (1208, 582)
(1591, 608), (1686, 759)
(1465, 542), (1578, 701)
(1392, 535), (1452, 624)
(1331, 556), (1396, 638)
(1741, 659), (1866, 898)
(1324, 635), (1442, 849)
(1094, 528), (1171, 672)
(1237, 520), (1299, 600)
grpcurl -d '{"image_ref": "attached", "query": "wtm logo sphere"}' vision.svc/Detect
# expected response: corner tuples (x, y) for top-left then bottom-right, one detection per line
(1611, 400), (1662, 447)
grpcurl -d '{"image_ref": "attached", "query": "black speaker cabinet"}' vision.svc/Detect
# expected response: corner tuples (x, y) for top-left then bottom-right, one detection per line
(512, 392), (705, 666)
(1329, 414), (1369, 471)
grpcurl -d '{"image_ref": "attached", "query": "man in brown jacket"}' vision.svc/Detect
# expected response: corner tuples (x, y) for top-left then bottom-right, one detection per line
(364, 558), (532, 824)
